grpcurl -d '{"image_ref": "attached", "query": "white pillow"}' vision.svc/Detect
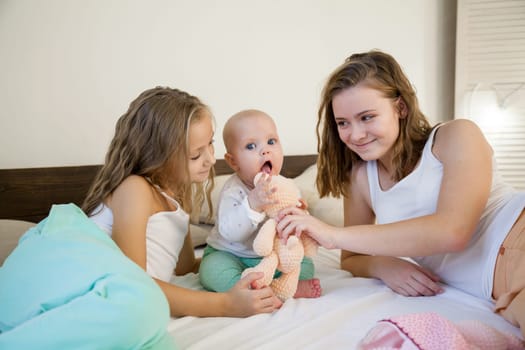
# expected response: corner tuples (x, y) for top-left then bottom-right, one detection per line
(293, 164), (319, 206)
(308, 195), (344, 227)
(293, 165), (344, 227)
(190, 223), (213, 247)
(198, 174), (231, 225)
(0, 220), (36, 266)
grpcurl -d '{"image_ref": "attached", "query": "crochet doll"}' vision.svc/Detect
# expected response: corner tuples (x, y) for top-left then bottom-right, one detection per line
(241, 173), (318, 301)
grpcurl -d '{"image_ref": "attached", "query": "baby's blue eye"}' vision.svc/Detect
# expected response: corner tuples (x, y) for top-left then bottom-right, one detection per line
(246, 143), (256, 150)
(268, 139), (276, 145)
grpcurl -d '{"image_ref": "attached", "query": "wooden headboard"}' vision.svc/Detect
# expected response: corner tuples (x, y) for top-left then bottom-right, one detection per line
(0, 154), (317, 223)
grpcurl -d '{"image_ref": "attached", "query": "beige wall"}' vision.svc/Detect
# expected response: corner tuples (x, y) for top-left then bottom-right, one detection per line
(0, 0), (456, 168)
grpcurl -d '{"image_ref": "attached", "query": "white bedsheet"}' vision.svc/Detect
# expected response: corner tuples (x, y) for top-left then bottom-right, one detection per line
(168, 247), (522, 349)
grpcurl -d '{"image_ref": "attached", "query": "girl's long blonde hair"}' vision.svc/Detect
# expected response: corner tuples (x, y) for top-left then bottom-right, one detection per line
(316, 50), (432, 198)
(82, 86), (214, 218)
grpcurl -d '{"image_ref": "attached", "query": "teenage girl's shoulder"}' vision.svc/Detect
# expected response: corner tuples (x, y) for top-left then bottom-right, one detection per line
(349, 161), (369, 193)
(435, 118), (484, 140)
(433, 119), (491, 159)
(438, 118), (480, 134)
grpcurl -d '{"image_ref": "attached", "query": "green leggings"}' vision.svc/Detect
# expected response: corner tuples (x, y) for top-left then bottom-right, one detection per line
(199, 245), (315, 292)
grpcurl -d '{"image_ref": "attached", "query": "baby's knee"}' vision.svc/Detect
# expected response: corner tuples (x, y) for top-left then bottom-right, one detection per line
(199, 251), (245, 292)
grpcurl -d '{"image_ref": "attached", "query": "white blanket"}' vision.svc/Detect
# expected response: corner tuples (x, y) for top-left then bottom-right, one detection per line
(167, 248), (522, 349)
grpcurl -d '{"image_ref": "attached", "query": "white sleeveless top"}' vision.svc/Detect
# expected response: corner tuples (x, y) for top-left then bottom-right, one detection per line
(367, 126), (525, 300)
(90, 185), (189, 283)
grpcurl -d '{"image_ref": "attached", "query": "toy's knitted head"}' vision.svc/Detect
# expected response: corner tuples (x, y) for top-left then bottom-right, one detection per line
(254, 173), (302, 218)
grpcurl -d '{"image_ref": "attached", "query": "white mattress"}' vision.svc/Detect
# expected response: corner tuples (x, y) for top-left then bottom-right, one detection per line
(167, 247), (522, 349)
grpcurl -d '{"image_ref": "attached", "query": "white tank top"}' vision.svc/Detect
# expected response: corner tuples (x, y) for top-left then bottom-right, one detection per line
(367, 126), (525, 300)
(90, 185), (189, 283)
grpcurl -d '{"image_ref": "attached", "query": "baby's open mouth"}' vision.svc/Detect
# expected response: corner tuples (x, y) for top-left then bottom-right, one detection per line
(261, 161), (272, 174)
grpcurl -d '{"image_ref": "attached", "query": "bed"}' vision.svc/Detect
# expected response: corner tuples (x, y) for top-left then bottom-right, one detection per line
(1, 155), (523, 349)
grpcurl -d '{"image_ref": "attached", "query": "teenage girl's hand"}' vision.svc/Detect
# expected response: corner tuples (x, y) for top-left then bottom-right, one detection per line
(374, 257), (444, 297)
(248, 173), (277, 212)
(226, 272), (282, 316)
(277, 206), (337, 249)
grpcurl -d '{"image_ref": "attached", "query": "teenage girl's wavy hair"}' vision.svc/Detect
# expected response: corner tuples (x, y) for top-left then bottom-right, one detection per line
(82, 86), (215, 219)
(316, 50), (432, 198)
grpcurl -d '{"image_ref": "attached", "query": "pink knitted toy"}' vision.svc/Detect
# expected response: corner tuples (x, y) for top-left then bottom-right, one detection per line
(241, 173), (318, 301)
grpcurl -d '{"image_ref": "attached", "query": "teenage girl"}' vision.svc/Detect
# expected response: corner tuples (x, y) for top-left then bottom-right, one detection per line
(277, 51), (525, 336)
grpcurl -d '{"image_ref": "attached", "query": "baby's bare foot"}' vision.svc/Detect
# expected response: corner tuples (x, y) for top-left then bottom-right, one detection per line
(294, 278), (322, 298)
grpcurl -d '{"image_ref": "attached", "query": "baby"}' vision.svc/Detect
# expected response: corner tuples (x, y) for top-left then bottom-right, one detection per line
(199, 109), (322, 303)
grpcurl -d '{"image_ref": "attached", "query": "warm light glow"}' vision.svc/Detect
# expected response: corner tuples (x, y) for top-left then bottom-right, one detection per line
(468, 88), (519, 132)
(468, 89), (504, 132)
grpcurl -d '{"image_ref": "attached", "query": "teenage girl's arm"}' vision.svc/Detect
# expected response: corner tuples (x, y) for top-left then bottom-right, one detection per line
(278, 120), (492, 264)
(339, 162), (443, 296)
(109, 175), (278, 317)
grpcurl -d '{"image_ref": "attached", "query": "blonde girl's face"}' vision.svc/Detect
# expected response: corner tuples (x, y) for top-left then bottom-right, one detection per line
(188, 114), (216, 183)
(332, 83), (402, 164)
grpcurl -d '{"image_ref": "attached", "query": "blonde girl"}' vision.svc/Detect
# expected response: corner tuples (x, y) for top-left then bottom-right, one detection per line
(84, 86), (279, 317)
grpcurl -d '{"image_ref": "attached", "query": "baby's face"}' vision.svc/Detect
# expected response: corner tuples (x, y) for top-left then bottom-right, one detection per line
(227, 113), (283, 189)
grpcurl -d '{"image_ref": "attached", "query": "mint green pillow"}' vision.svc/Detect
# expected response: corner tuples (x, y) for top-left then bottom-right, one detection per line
(0, 204), (174, 350)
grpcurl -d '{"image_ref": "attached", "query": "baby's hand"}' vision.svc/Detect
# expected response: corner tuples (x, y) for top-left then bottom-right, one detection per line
(248, 173), (277, 212)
